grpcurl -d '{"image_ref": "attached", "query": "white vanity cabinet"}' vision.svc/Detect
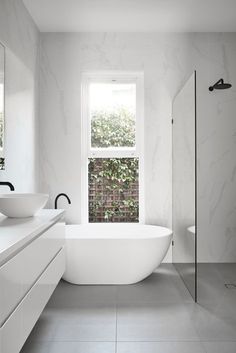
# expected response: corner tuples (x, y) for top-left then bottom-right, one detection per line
(0, 211), (65, 353)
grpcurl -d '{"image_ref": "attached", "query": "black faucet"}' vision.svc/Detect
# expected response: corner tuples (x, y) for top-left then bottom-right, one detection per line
(0, 182), (15, 191)
(55, 193), (71, 209)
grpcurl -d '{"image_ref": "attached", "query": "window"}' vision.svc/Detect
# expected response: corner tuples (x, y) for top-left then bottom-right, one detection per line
(81, 72), (144, 223)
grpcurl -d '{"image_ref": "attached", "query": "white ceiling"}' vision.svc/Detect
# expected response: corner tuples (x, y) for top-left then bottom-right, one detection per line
(23, 0), (236, 32)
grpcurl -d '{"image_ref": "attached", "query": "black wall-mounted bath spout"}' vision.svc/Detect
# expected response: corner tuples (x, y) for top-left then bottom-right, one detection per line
(209, 78), (232, 91)
(0, 182), (15, 191)
(55, 193), (71, 209)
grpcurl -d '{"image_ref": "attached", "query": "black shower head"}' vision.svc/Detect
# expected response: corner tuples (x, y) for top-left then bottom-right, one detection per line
(209, 79), (232, 91)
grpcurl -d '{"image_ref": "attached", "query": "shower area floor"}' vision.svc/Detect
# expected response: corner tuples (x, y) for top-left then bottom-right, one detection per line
(20, 264), (236, 353)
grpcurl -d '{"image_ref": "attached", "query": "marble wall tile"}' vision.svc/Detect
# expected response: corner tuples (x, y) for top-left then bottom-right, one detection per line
(195, 34), (236, 262)
(39, 33), (236, 263)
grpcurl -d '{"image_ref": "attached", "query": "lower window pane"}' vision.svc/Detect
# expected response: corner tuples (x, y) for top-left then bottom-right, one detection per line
(88, 158), (139, 223)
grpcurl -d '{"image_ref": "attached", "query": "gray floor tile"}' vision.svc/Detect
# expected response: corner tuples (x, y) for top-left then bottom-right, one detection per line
(117, 265), (193, 304)
(199, 290), (236, 321)
(214, 264), (236, 283)
(21, 262), (236, 352)
(21, 341), (116, 353)
(117, 303), (199, 341)
(188, 305), (236, 341)
(197, 264), (229, 308)
(174, 263), (196, 300)
(47, 280), (116, 307)
(117, 341), (206, 353)
(28, 304), (116, 342)
(202, 341), (236, 353)
(198, 264), (236, 292)
(26, 311), (58, 342)
(198, 264), (236, 317)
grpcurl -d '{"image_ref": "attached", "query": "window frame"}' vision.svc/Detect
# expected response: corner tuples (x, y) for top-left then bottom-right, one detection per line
(81, 71), (145, 223)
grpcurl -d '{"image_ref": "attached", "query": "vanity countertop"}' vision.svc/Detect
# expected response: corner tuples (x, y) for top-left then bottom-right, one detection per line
(0, 209), (65, 266)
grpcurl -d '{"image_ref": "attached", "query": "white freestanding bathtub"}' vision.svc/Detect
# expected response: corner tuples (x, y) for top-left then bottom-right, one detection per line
(63, 223), (172, 285)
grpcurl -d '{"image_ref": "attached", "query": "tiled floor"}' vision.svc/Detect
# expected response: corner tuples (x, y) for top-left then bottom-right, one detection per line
(21, 264), (236, 353)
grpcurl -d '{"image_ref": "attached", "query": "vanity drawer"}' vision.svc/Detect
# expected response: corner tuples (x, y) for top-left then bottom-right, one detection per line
(0, 222), (65, 326)
(0, 247), (65, 353)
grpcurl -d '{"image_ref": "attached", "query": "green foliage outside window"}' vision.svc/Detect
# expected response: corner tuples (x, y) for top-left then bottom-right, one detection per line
(89, 108), (139, 222)
(91, 108), (135, 148)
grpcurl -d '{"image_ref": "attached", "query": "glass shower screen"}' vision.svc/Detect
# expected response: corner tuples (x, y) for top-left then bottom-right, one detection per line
(172, 71), (197, 301)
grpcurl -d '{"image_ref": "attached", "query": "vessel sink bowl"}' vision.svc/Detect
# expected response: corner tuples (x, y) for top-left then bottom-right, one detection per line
(0, 193), (49, 218)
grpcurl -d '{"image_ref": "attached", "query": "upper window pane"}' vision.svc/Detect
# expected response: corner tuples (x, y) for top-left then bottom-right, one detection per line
(90, 82), (136, 148)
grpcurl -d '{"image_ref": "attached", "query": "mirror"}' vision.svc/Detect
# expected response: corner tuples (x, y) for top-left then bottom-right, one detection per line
(0, 42), (4, 170)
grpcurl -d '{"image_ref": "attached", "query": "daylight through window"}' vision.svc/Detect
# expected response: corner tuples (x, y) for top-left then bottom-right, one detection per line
(82, 73), (144, 223)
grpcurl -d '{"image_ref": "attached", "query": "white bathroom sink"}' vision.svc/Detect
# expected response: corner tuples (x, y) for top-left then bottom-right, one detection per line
(0, 193), (49, 218)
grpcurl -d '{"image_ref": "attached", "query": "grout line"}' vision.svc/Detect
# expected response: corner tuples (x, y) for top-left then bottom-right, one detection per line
(27, 339), (236, 343)
(29, 339), (116, 343)
(200, 339), (236, 343)
(113, 339), (236, 343)
(139, 339), (228, 342)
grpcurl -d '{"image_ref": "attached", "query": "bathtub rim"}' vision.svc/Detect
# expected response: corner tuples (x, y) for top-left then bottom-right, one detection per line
(65, 223), (173, 240)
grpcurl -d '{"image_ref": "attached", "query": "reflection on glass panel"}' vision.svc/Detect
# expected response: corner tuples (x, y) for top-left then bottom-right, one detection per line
(0, 43), (4, 170)
(88, 158), (139, 223)
(90, 83), (136, 148)
(172, 71), (196, 301)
